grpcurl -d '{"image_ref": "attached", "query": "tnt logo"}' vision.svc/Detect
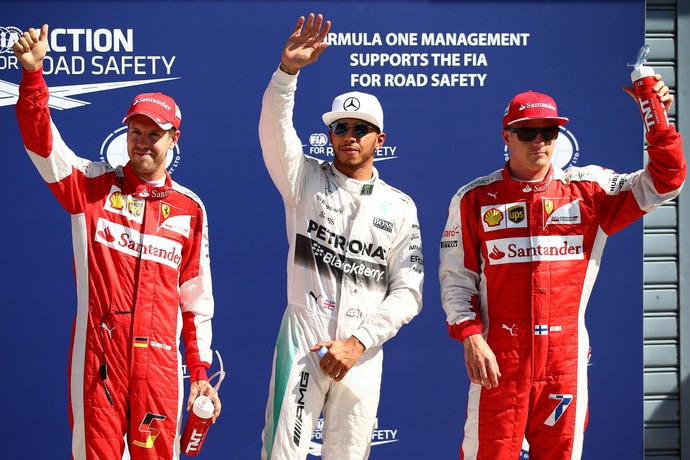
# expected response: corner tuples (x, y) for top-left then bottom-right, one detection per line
(183, 428), (205, 453)
(636, 92), (669, 133)
(639, 97), (655, 131)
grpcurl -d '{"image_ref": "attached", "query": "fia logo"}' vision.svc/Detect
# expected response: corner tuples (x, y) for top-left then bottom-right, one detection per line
(0, 26), (22, 53)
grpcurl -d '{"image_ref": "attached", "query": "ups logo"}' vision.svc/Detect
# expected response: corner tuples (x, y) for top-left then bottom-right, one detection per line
(508, 205), (525, 224)
(128, 198), (144, 218)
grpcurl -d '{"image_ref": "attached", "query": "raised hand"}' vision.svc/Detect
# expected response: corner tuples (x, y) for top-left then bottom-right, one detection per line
(280, 14), (331, 75)
(13, 24), (49, 71)
(623, 73), (674, 113)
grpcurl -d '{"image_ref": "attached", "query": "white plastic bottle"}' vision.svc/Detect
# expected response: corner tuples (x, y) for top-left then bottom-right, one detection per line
(317, 346), (373, 399)
(630, 44), (670, 133)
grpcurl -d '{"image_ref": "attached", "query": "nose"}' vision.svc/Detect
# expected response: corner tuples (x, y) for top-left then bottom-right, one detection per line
(135, 136), (151, 149)
(534, 132), (550, 143)
(341, 126), (358, 138)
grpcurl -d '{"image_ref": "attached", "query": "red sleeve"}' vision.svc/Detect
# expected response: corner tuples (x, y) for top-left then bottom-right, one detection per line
(646, 127), (686, 193)
(16, 68), (53, 157)
(448, 321), (483, 342)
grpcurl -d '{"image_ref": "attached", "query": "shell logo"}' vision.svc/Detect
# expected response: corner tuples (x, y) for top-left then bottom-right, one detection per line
(483, 208), (504, 227)
(109, 191), (124, 210)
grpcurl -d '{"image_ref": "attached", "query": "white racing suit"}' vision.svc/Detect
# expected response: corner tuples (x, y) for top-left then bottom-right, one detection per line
(258, 68), (424, 460)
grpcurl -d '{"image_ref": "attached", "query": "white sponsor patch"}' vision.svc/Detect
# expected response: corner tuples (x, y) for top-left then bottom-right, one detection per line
(544, 198), (581, 227)
(159, 214), (191, 237)
(94, 217), (183, 269)
(103, 185), (145, 224)
(480, 202), (528, 232)
(485, 235), (584, 265)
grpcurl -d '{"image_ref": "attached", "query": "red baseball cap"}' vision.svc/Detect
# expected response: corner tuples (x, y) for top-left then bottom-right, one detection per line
(122, 92), (181, 130)
(503, 91), (569, 128)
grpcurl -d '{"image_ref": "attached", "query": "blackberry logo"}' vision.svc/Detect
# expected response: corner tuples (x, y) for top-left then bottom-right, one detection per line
(311, 243), (325, 257)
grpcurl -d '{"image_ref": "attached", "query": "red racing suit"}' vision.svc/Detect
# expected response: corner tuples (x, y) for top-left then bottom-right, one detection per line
(16, 69), (214, 460)
(439, 127), (684, 460)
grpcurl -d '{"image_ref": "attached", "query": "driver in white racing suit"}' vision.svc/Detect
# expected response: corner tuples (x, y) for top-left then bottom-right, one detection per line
(258, 14), (424, 460)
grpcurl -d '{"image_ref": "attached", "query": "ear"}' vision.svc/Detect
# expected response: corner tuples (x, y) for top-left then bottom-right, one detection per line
(375, 132), (386, 149)
(502, 129), (511, 147)
(169, 129), (181, 148)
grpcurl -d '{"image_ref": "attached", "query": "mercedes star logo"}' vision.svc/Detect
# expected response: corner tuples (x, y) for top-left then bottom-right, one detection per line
(343, 96), (360, 112)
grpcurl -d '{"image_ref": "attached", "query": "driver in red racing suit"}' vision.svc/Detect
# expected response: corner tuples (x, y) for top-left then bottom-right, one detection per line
(439, 87), (684, 459)
(14, 25), (220, 459)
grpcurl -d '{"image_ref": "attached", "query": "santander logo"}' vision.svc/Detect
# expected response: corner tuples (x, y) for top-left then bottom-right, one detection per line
(94, 218), (182, 269)
(489, 246), (505, 260)
(486, 235), (584, 265)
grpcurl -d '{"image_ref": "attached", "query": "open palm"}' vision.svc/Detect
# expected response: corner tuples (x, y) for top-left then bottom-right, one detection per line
(281, 14), (331, 73)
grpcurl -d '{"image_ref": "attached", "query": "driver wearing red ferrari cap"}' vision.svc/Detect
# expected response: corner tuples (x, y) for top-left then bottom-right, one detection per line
(440, 86), (684, 459)
(14, 24), (220, 460)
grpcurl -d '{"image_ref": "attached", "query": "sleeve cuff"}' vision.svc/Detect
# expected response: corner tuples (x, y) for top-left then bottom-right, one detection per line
(447, 322), (482, 342)
(273, 65), (299, 87)
(352, 329), (375, 350)
(21, 67), (45, 91)
(646, 124), (678, 144)
(188, 364), (209, 382)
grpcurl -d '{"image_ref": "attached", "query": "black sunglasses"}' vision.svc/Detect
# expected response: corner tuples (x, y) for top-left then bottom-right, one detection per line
(329, 121), (377, 137)
(508, 127), (559, 142)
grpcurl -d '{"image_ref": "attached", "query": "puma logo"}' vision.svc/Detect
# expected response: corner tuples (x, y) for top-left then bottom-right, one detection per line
(488, 192), (498, 199)
(309, 291), (322, 305)
(101, 323), (115, 338)
(502, 324), (516, 336)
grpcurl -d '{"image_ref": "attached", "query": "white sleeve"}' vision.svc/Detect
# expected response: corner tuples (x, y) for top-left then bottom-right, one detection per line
(439, 191), (482, 339)
(258, 68), (308, 207)
(353, 202), (424, 349)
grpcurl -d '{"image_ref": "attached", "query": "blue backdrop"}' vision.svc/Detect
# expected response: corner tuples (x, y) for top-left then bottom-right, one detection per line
(1, 1), (645, 458)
